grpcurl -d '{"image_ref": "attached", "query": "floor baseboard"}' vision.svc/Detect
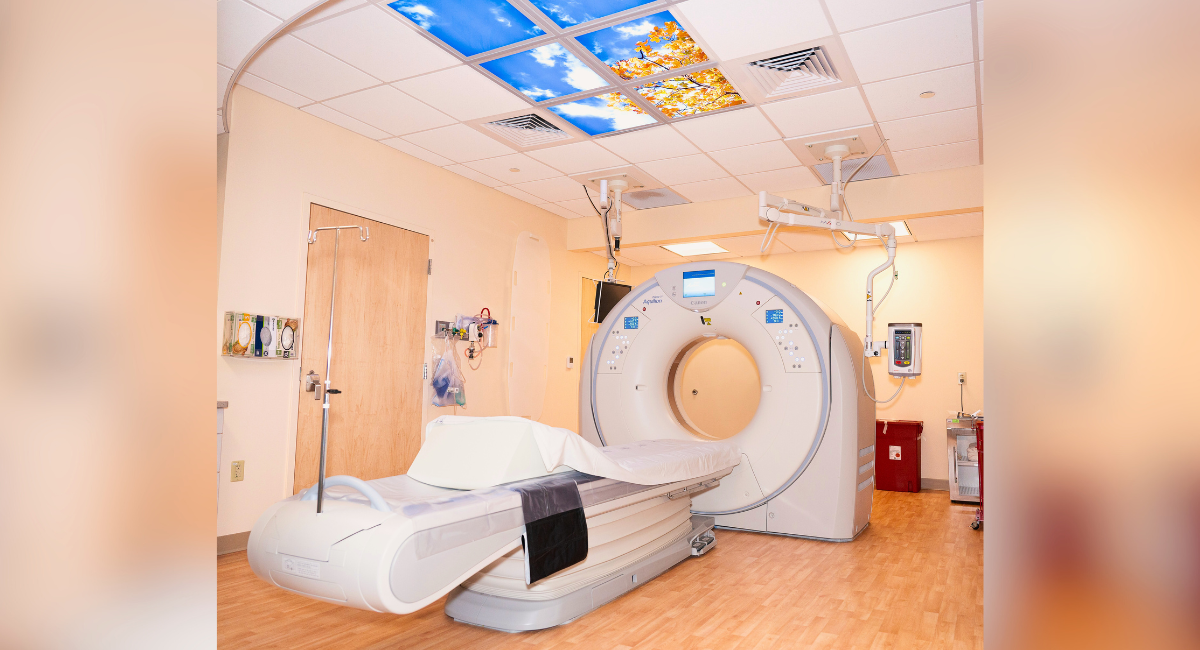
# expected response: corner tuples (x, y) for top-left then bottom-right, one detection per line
(218, 531), (251, 556)
(921, 478), (949, 492)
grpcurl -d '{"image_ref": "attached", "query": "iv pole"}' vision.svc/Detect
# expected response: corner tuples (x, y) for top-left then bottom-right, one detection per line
(306, 224), (369, 514)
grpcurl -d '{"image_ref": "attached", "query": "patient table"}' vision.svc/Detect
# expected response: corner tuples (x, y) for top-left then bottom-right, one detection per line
(247, 417), (739, 632)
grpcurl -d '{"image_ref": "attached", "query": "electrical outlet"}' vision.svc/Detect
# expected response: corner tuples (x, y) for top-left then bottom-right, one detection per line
(231, 460), (245, 482)
(958, 372), (966, 384)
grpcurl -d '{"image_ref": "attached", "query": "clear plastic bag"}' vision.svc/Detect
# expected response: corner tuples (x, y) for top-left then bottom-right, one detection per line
(430, 336), (466, 407)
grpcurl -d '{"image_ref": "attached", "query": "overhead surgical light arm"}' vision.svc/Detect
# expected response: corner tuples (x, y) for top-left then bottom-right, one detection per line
(758, 191), (897, 357)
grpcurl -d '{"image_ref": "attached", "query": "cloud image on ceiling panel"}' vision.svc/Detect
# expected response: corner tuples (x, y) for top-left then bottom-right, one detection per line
(527, 0), (657, 28)
(388, 0), (544, 57)
(481, 43), (609, 101)
(548, 93), (656, 135)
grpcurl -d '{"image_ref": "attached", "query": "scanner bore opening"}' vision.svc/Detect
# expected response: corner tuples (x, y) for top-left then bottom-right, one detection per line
(667, 336), (761, 441)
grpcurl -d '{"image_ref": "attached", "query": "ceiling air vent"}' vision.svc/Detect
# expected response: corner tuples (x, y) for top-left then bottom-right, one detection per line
(747, 47), (840, 97)
(482, 114), (572, 147)
(813, 155), (893, 185)
(622, 188), (689, 210)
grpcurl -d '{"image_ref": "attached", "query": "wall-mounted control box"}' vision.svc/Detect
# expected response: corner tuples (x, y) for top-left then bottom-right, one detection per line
(887, 323), (922, 377)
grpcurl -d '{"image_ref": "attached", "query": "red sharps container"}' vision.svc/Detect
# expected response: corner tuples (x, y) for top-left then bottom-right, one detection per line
(875, 420), (924, 492)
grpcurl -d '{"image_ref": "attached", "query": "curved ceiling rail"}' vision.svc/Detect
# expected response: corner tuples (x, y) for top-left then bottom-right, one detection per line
(220, 0), (335, 134)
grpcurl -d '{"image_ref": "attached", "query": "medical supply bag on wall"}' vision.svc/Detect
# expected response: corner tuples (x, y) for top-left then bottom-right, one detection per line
(430, 335), (466, 407)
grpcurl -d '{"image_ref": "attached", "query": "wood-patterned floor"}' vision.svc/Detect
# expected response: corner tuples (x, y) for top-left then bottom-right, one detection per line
(218, 491), (982, 649)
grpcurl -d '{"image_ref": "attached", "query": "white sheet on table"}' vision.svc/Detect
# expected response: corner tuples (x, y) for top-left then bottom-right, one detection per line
(410, 416), (740, 489)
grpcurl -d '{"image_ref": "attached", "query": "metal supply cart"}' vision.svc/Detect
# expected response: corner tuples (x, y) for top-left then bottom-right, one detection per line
(947, 415), (982, 503)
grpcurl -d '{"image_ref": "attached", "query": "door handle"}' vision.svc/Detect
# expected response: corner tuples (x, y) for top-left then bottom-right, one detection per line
(305, 371), (322, 400)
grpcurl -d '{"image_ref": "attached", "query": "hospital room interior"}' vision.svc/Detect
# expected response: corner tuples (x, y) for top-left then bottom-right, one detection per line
(2, 1), (1197, 649)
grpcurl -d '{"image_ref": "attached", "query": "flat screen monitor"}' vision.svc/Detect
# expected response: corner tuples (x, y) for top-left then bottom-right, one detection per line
(682, 269), (716, 298)
(593, 281), (631, 323)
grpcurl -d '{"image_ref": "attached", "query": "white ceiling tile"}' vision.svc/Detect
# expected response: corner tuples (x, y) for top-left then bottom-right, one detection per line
(219, 0), (281, 69)
(443, 164), (505, 187)
(393, 67), (530, 122)
(525, 142), (627, 175)
(773, 230), (837, 252)
(595, 126), (700, 163)
(237, 71), (313, 107)
(824, 0), (965, 32)
(218, 65), (234, 109)
(880, 106), (978, 151)
(301, 104), (390, 139)
(248, 0), (365, 23)
(638, 154), (729, 185)
(539, 203), (584, 219)
(907, 212), (983, 240)
(672, 108), (782, 152)
(402, 124), (515, 163)
(708, 141), (799, 176)
(513, 176), (592, 203)
(495, 185), (547, 205)
(246, 35), (379, 100)
(711, 234), (793, 257)
(841, 6), (975, 83)
(892, 140), (979, 175)
(380, 138), (454, 166)
(862, 64), (977, 122)
(557, 199), (600, 217)
(737, 167), (823, 193)
(670, 177), (752, 203)
(463, 154), (561, 184)
(618, 246), (688, 265)
(759, 87), (874, 138)
(977, 2), (984, 59)
(323, 86), (454, 136)
(675, 0), (831, 61)
(293, 6), (459, 82)
(684, 251), (742, 262)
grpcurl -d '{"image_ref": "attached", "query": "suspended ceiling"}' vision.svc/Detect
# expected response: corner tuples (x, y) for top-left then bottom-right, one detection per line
(218, 0), (985, 219)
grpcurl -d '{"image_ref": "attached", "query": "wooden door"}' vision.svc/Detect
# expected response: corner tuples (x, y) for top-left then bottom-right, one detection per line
(294, 204), (428, 493)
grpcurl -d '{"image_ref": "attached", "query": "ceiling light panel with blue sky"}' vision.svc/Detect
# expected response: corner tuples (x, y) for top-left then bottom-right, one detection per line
(526, 0), (658, 29)
(387, 0), (544, 57)
(547, 94), (657, 135)
(480, 43), (609, 101)
(574, 11), (700, 80)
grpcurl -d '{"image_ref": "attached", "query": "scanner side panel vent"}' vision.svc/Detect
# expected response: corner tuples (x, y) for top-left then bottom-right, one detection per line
(483, 114), (572, 147)
(747, 47), (840, 97)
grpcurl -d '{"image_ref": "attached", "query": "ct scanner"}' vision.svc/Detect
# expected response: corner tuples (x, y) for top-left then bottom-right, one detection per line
(244, 260), (890, 631)
(580, 261), (877, 541)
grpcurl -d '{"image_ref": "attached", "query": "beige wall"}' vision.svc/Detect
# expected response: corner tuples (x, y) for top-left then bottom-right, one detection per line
(217, 87), (605, 535)
(630, 236), (983, 481)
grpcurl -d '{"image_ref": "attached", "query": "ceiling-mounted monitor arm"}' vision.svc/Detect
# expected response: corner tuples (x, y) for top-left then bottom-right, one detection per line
(758, 191), (897, 358)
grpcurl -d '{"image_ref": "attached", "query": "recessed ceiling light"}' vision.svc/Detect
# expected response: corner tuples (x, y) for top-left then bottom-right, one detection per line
(919, 91), (936, 98)
(509, 167), (521, 172)
(843, 221), (910, 241)
(661, 241), (729, 256)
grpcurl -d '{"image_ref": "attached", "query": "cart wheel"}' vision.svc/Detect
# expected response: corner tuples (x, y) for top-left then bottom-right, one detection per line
(970, 521), (981, 530)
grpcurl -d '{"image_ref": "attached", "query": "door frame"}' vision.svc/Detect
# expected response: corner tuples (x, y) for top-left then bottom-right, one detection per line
(283, 192), (436, 496)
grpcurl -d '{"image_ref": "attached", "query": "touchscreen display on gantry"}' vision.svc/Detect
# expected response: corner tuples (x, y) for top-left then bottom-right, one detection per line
(682, 269), (716, 298)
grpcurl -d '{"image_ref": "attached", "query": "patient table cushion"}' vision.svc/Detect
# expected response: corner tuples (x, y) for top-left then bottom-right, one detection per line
(409, 416), (740, 490)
